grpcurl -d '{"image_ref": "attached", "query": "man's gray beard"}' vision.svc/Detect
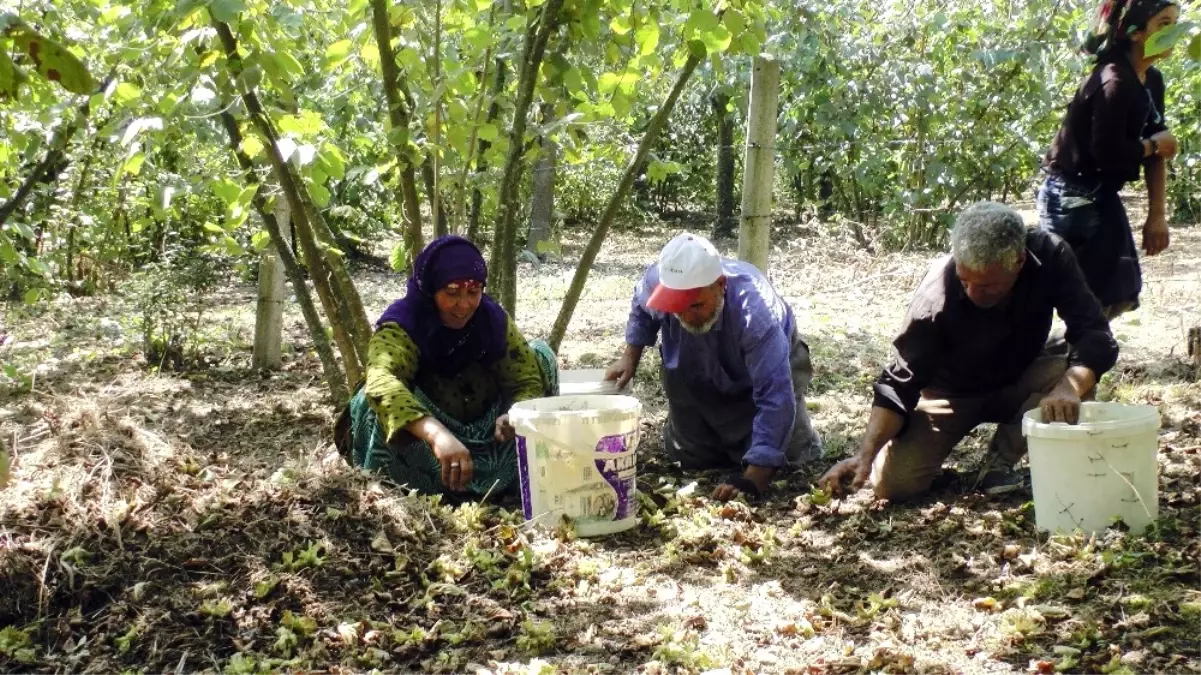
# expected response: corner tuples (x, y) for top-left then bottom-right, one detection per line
(680, 295), (724, 335)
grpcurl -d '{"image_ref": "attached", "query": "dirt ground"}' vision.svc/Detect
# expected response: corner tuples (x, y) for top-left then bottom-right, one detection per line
(1, 211), (1199, 675)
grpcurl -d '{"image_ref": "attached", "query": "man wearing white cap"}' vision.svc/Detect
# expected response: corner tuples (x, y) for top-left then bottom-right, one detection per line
(606, 232), (821, 501)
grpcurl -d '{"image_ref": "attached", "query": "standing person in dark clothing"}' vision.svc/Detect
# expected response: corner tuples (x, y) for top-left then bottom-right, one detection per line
(1038, 0), (1182, 319)
(820, 203), (1119, 501)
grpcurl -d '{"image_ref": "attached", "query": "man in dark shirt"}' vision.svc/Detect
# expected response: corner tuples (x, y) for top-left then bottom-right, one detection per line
(820, 202), (1119, 501)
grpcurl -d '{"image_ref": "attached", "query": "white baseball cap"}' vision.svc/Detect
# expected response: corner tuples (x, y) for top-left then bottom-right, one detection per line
(647, 232), (724, 313)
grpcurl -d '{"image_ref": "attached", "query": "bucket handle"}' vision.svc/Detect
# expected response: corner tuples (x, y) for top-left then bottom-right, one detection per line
(516, 419), (592, 458)
(516, 418), (637, 459)
(1087, 451), (1154, 524)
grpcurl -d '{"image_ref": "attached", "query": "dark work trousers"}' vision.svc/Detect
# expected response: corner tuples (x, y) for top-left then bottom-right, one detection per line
(660, 326), (822, 470)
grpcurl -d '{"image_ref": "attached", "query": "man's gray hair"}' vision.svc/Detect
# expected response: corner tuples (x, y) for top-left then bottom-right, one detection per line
(950, 201), (1028, 270)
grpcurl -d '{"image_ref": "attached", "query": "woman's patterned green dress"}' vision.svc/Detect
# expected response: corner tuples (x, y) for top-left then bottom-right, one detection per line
(339, 317), (558, 497)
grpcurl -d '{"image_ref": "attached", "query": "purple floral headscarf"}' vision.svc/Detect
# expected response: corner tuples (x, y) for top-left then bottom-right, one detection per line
(376, 236), (508, 376)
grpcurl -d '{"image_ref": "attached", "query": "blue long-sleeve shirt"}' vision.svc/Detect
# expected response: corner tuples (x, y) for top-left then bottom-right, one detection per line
(625, 258), (797, 467)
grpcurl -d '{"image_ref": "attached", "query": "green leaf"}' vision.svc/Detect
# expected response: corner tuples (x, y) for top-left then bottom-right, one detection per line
(318, 144), (346, 180)
(10, 221), (35, 241)
(723, 11), (746, 37)
(635, 23), (659, 56)
(113, 82), (142, 105)
(389, 241), (408, 272)
(240, 135), (264, 158)
(359, 43), (379, 66)
(582, 13), (601, 40)
(23, 288), (39, 305)
(686, 9), (720, 36)
(325, 39), (353, 63)
(209, 0), (246, 23)
(222, 235), (243, 256)
(122, 152), (146, 176)
(309, 183), (330, 207)
(0, 240), (20, 265)
(236, 64), (263, 92)
(26, 258), (48, 276)
(688, 40), (708, 61)
(250, 231), (271, 251)
(477, 122), (499, 142)
(203, 222), (225, 235)
(100, 6), (128, 24)
(700, 24), (732, 54)
(277, 110), (325, 137)
(605, 42), (621, 64)
(598, 72), (623, 95)
(611, 92), (631, 119)
(563, 66), (583, 94)
(1188, 33), (1201, 61)
(276, 52), (305, 77)
(609, 15), (631, 35)
(253, 575), (280, 598)
(1143, 22), (1193, 58)
(740, 32), (762, 57)
(237, 185), (258, 207)
(397, 46), (421, 71)
(211, 179), (242, 204)
(225, 203), (247, 229)
(0, 50), (27, 100)
(5, 19), (95, 94)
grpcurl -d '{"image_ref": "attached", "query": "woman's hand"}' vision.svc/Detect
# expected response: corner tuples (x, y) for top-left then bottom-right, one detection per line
(430, 428), (473, 491)
(1143, 212), (1170, 256)
(1151, 130), (1178, 159)
(494, 414), (516, 443)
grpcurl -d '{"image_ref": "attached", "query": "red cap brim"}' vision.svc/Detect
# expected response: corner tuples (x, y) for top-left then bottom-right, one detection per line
(647, 284), (702, 313)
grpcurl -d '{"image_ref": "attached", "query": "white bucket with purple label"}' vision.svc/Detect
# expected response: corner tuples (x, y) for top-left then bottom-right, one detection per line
(510, 394), (641, 537)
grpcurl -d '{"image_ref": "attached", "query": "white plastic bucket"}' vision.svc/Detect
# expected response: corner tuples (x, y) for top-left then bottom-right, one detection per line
(510, 394), (641, 537)
(1022, 402), (1161, 535)
(559, 369), (620, 396)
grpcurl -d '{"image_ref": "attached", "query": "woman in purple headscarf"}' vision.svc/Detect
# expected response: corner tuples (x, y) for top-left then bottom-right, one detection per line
(336, 236), (558, 498)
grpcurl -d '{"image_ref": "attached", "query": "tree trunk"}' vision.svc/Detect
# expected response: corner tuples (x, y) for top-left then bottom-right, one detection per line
(490, 0), (565, 313)
(213, 18), (369, 387)
(738, 55), (781, 272)
(217, 108), (348, 401)
(548, 50), (705, 352)
(454, 4), (500, 237)
(65, 135), (100, 284)
(113, 174), (130, 253)
(0, 110), (84, 226)
(421, 158), (449, 236)
(818, 169), (834, 219)
(1188, 326), (1200, 381)
(431, 0), (445, 237)
(526, 107), (557, 257)
(0, 434), (9, 490)
(369, 0), (425, 267)
(467, 58), (507, 245)
(253, 196), (288, 370)
(712, 92), (736, 239)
